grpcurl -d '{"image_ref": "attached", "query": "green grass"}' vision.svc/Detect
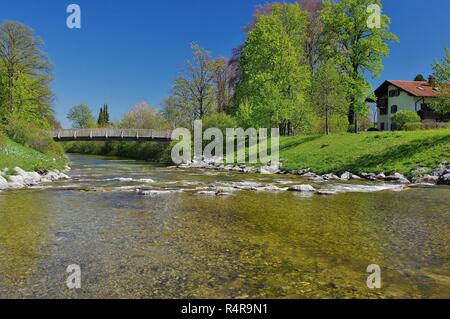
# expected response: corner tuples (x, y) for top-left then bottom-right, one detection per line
(279, 129), (450, 176)
(0, 136), (68, 173)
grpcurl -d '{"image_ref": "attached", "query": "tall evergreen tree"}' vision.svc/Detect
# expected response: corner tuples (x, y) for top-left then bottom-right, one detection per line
(104, 104), (110, 124)
(97, 104), (110, 127)
(97, 106), (104, 126)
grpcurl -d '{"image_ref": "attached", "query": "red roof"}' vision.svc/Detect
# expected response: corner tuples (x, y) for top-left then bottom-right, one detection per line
(383, 80), (448, 97)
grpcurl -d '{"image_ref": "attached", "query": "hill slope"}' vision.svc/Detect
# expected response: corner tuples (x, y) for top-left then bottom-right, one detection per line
(0, 135), (67, 172)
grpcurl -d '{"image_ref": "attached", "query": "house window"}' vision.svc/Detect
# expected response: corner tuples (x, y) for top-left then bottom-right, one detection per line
(389, 89), (400, 97)
(391, 105), (398, 114)
(380, 123), (385, 131)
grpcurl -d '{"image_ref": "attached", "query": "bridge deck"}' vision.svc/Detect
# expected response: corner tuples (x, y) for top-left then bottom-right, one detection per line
(50, 128), (173, 142)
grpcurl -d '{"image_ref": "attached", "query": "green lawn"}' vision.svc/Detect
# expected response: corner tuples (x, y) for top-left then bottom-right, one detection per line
(0, 136), (68, 173)
(279, 129), (450, 176)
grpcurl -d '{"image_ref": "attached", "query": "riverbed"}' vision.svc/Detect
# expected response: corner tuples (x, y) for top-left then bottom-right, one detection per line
(0, 154), (449, 298)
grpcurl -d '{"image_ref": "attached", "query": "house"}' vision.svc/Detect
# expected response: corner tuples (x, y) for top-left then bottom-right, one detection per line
(372, 80), (449, 131)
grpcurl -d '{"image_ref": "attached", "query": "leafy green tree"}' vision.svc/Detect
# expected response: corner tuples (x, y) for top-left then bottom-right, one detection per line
(428, 49), (450, 116)
(235, 3), (312, 135)
(321, 0), (398, 132)
(414, 74), (426, 81)
(202, 113), (238, 134)
(0, 21), (55, 128)
(120, 101), (167, 129)
(67, 104), (95, 128)
(312, 60), (348, 134)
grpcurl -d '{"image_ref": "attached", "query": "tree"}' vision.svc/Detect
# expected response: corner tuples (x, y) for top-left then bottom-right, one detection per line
(235, 3), (312, 134)
(211, 57), (233, 113)
(160, 96), (191, 129)
(104, 104), (110, 124)
(97, 103), (110, 127)
(172, 43), (216, 121)
(321, 0), (398, 132)
(428, 48), (450, 116)
(67, 104), (95, 128)
(120, 101), (167, 129)
(312, 60), (348, 134)
(0, 21), (54, 128)
(298, 0), (323, 72)
(414, 74), (426, 81)
(97, 105), (104, 126)
(428, 74), (437, 86)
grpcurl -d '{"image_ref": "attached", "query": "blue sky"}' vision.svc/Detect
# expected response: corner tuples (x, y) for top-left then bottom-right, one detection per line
(1, 0), (449, 127)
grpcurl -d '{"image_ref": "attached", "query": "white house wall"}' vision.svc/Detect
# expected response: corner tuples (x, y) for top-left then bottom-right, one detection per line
(378, 85), (422, 131)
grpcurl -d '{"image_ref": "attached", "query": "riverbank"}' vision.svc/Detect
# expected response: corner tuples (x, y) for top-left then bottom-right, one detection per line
(178, 129), (450, 185)
(0, 135), (70, 190)
(279, 129), (450, 176)
(0, 135), (68, 172)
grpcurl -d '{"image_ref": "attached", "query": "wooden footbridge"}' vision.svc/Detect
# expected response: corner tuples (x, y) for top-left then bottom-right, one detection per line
(50, 129), (173, 142)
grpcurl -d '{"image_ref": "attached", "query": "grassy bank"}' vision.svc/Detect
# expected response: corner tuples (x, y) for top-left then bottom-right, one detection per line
(0, 135), (68, 172)
(279, 129), (450, 176)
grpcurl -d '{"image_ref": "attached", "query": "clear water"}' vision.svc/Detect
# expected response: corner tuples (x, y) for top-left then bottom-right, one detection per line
(0, 154), (449, 298)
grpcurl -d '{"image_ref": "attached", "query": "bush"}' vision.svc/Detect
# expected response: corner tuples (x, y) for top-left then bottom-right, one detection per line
(367, 127), (379, 132)
(202, 113), (238, 133)
(403, 123), (424, 131)
(422, 121), (450, 130)
(4, 115), (65, 158)
(391, 110), (421, 130)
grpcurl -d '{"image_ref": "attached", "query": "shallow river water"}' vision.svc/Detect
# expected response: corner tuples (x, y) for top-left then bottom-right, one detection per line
(0, 154), (449, 298)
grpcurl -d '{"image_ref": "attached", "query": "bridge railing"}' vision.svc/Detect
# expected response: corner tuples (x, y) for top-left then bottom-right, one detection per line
(50, 128), (173, 140)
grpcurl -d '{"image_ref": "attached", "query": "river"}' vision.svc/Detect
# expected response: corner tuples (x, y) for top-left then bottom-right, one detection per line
(0, 154), (449, 298)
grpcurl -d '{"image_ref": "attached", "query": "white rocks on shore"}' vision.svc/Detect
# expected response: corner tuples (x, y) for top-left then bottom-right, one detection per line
(171, 156), (450, 187)
(0, 167), (70, 191)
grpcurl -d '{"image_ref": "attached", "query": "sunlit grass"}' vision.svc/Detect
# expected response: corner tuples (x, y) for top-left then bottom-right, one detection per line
(279, 129), (450, 175)
(0, 136), (68, 172)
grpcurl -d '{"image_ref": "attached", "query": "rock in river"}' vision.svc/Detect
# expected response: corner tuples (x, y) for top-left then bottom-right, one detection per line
(288, 185), (316, 192)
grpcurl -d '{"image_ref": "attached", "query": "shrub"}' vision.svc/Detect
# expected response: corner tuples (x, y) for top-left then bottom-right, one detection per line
(202, 113), (238, 133)
(391, 110), (421, 130)
(5, 115), (65, 158)
(403, 122), (424, 131)
(367, 127), (379, 132)
(422, 121), (450, 130)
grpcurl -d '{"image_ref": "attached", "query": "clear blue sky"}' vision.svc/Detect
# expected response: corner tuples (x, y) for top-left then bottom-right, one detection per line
(1, 0), (449, 128)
